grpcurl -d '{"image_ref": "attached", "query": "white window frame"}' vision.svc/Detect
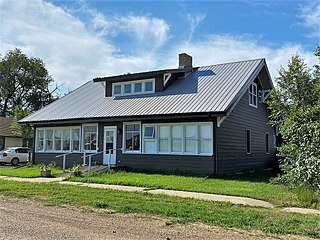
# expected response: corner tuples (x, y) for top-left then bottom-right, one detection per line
(139, 122), (213, 156)
(122, 122), (142, 153)
(36, 128), (45, 152)
(246, 129), (251, 154)
(112, 78), (155, 97)
(82, 123), (98, 153)
(249, 82), (258, 108)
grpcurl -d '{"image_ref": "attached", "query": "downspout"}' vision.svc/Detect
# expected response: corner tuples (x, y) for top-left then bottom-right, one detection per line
(214, 118), (218, 175)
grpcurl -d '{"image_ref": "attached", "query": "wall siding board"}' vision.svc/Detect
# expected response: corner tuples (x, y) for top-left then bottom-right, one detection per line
(216, 79), (276, 174)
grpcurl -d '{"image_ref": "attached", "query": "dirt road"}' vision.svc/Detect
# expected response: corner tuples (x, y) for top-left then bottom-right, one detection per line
(0, 196), (310, 240)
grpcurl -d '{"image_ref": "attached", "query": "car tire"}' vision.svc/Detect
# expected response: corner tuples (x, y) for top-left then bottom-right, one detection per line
(11, 158), (19, 166)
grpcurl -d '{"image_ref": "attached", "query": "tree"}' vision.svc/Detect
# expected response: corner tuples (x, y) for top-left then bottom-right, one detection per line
(269, 46), (320, 191)
(0, 48), (58, 117)
(11, 105), (33, 147)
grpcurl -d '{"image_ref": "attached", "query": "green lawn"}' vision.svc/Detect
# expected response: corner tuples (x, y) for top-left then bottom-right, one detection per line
(0, 165), (63, 178)
(0, 180), (319, 238)
(68, 170), (320, 209)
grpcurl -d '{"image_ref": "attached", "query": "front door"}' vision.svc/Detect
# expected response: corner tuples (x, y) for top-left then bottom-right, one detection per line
(103, 126), (117, 165)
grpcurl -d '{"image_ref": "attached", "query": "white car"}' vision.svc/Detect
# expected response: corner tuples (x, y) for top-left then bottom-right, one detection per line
(0, 147), (32, 166)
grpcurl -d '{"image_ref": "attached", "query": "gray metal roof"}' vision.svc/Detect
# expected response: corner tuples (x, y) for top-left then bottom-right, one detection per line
(20, 59), (269, 124)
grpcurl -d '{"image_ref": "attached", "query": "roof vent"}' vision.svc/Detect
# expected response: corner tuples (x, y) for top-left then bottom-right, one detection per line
(179, 53), (192, 68)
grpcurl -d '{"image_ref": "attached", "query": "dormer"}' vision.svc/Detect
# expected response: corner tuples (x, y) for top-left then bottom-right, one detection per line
(93, 53), (194, 97)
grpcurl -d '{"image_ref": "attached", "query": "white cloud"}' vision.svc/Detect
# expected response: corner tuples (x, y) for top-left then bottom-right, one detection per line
(162, 35), (318, 82)
(0, 0), (166, 92)
(187, 13), (206, 41)
(298, 0), (320, 38)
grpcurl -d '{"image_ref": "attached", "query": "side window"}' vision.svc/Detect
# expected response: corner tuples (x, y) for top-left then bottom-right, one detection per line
(249, 83), (258, 107)
(246, 130), (251, 154)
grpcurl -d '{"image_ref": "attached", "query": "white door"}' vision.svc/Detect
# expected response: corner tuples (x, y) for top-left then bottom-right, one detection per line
(103, 126), (117, 165)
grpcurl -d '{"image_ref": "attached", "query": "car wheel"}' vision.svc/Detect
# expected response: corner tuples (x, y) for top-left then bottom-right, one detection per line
(11, 158), (19, 166)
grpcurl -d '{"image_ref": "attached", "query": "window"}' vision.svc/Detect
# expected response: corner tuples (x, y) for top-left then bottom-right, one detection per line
(114, 85), (121, 95)
(246, 130), (251, 154)
(171, 125), (182, 152)
(83, 125), (97, 151)
(124, 123), (140, 152)
(54, 129), (62, 151)
(62, 129), (70, 151)
(134, 82), (142, 93)
(124, 83), (132, 94)
(144, 126), (155, 138)
(36, 129), (44, 151)
(185, 125), (196, 153)
(36, 127), (81, 152)
(249, 83), (258, 107)
(145, 81), (154, 92)
(265, 133), (269, 154)
(46, 129), (53, 151)
(158, 125), (169, 152)
(112, 79), (155, 96)
(272, 135), (276, 146)
(199, 124), (212, 154)
(72, 128), (80, 151)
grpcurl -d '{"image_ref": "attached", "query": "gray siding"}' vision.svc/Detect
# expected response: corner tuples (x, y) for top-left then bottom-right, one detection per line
(216, 79), (276, 174)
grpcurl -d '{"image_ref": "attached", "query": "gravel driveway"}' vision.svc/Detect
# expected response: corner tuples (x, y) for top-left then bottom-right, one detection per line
(0, 196), (311, 240)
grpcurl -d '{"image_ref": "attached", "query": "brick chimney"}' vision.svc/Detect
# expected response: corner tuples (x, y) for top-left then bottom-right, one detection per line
(179, 53), (192, 68)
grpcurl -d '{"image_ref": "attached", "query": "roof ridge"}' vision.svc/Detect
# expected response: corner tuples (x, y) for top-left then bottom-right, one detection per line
(197, 58), (265, 69)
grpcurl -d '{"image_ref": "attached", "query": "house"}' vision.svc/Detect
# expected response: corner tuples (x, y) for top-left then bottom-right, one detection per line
(20, 53), (276, 175)
(0, 117), (23, 150)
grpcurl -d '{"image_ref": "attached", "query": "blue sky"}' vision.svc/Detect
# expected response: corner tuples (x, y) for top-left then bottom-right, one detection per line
(0, 0), (319, 93)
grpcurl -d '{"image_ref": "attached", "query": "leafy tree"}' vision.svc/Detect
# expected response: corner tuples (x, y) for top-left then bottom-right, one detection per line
(0, 48), (59, 117)
(269, 46), (320, 191)
(11, 105), (33, 147)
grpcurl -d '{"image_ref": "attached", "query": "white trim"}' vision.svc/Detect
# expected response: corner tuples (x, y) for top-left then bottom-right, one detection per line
(112, 78), (155, 97)
(122, 121), (142, 153)
(103, 126), (117, 165)
(163, 73), (172, 86)
(262, 90), (271, 102)
(82, 123), (98, 153)
(217, 116), (227, 128)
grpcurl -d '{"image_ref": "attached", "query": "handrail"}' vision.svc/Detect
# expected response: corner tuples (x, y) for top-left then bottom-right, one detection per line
(55, 151), (84, 171)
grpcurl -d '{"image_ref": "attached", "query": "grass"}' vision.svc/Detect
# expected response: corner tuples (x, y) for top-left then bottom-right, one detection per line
(0, 165), (63, 178)
(0, 179), (319, 238)
(68, 170), (320, 209)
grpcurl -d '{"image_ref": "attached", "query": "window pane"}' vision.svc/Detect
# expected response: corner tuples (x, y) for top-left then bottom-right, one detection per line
(185, 139), (196, 152)
(159, 126), (169, 138)
(125, 124), (141, 151)
(72, 129), (80, 151)
(145, 81), (153, 92)
(199, 139), (211, 153)
(63, 129), (70, 151)
(172, 139), (182, 152)
(159, 139), (168, 152)
(114, 85), (121, 95)
(134, 82), (142, 93)
(124, 84), (132, 94)
(83, 126), (97, 151)
(54, 129), (62, 151)
(199, 125), (211, 139)
(46, 130), (53, 151)
(37, 130), (44, 151)
(144, 126), (155, 138)
(171, 125), (182, 138)
(185, 125), (196, 138)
